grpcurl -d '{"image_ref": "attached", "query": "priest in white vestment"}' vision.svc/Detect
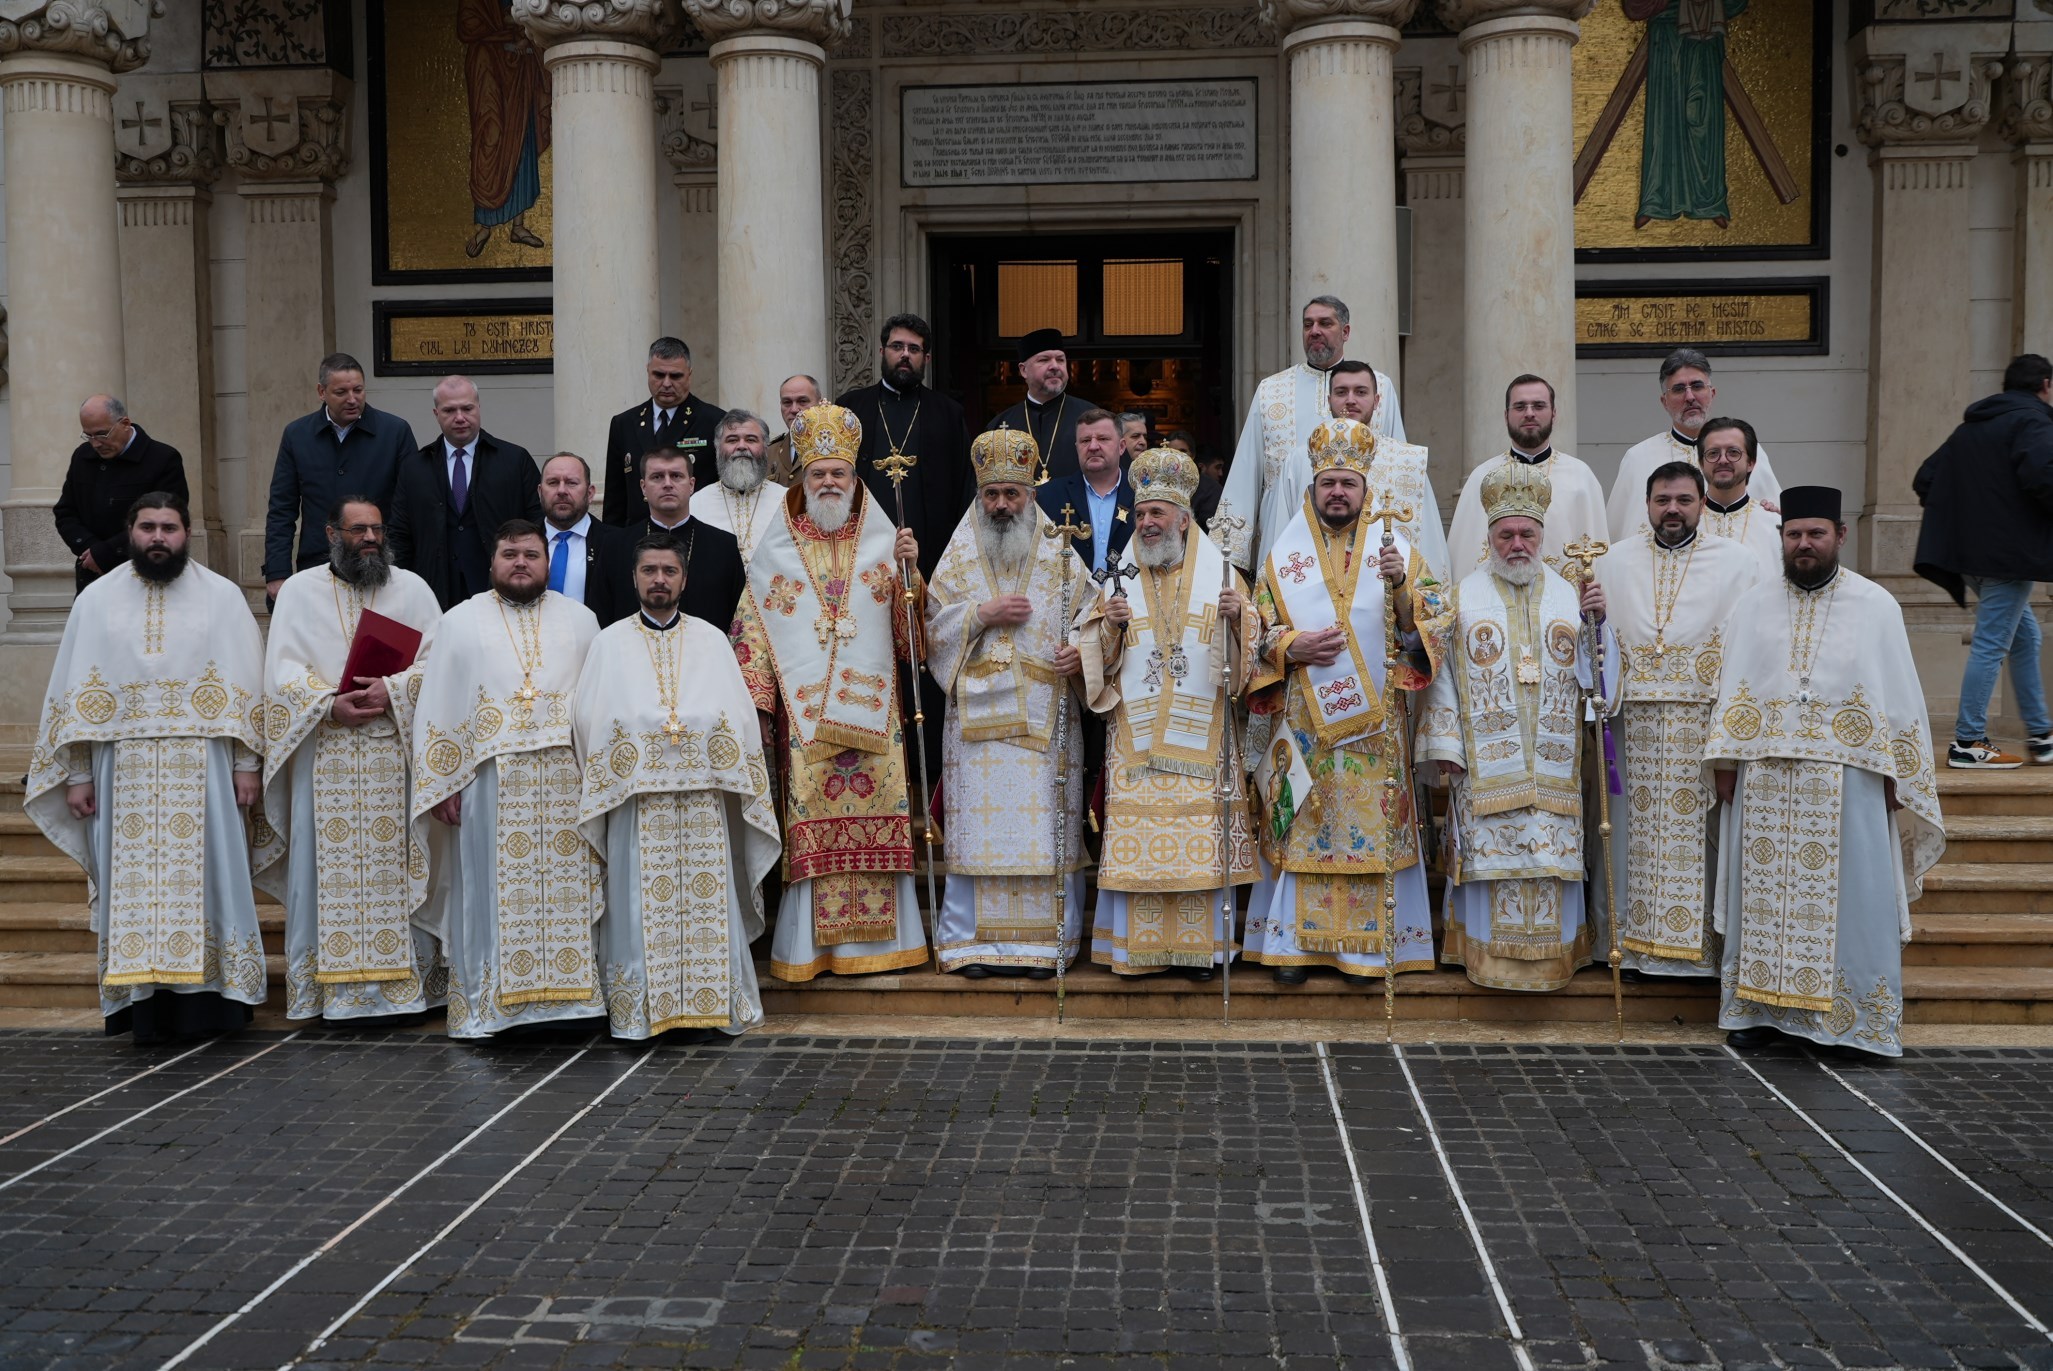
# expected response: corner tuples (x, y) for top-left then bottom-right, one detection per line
(411, 520), (604, 1038)
(733, 403), (931, 980)
(695, 409), (787, 563)
(1419, 465), (1615, 991)
(1243, 420), (1451, 984)
(1447, 375), (1608, 579)
(1695, 417), (1781, 575)
(574, 534), (781, 1038)
(1707, 487), (1942, 1058)
(1080, 448), (1259, 977)
(1325, 360), (1448, 582)
(1593, 464), (1761, 979)
(27, 495), (268, 1042)
(1607, 350), (1780, 541)
(257, 497), (446, 1022)
(925, 429), (1090, 977)
(1215, 295), (1405, 575)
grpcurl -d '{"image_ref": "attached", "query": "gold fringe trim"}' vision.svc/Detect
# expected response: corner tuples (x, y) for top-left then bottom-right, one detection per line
(810, 719), (892, 756)
(1482, 938), (1572, 962)
(1145, 755), (1218, 782)
(768, 946), (931, 982)
(1623, 934), (1706, 961)
(104, 970), (205, 987)
(1299, 935), (1384, 956)
(651, 1013), (728, 1034)
(959, 720), (1032, 743)
(1737, 986), (1831, 1013)
(315, 968), (412, 985)
(498, 987), (597, 1008)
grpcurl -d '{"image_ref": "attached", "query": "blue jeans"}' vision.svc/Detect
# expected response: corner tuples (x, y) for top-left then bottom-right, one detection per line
(1956, 577), (2052, 743)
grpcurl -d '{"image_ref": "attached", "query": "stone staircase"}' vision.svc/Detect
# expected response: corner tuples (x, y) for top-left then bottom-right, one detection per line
(1, 750), (2049, 1028)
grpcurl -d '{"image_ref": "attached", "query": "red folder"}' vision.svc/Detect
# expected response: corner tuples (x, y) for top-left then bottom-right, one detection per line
(339, 608), (422, 690)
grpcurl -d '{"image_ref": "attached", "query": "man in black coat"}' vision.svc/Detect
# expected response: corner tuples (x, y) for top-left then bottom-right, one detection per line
(538, 452), (636, 627)
(389, 376), (544, 609)
(1914, 352), (2053, 768)
(602, 337), (724, 527)
(1036, 407), (1134, 578)
(54, 395), (188, 592)
(263, 352), (415, 602)
(636, 446), (745, 634)
(985, 328), (1100, 486)
(835, 312), (974, 581)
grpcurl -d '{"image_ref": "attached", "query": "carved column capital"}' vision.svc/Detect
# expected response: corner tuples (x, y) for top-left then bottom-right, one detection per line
(2002, 51), (2053, 146)
(113, 73), (221, 186)
(1433, 0), (1589, 33)
(1261, 0), (1417, 37)
(203, 69), (350, 183)
(656, 83), (716, 177)
(1853, 23), (2009, 149)
(679, 0), (849, 46)
(0, 1), (158, 72)
(512, 0), (685, 49)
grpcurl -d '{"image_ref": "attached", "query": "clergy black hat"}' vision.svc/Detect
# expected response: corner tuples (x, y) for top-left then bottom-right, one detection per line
(1016, 328), (1066, 364)
(1778, 485), (1842, 525)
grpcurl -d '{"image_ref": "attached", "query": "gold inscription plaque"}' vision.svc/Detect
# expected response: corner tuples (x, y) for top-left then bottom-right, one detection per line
(1574, 282), (1823, 358)
(375, 302), (554, 376)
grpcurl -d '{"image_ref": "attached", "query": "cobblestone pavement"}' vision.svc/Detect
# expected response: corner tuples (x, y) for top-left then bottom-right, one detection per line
(0, 1030), (2050, 1371)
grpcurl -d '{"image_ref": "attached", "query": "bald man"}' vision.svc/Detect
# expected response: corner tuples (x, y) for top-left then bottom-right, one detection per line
(55, 394), (188, 592)
(389, 374), (544, 608)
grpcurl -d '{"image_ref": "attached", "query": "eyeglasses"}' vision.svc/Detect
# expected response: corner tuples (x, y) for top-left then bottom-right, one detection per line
(81, 427), (123, 441)
(1665, 380), (1711, 397)
(337, 524), (386, 537)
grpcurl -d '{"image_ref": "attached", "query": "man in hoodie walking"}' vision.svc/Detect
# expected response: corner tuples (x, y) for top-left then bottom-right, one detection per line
(1914, 353), (2053, 768)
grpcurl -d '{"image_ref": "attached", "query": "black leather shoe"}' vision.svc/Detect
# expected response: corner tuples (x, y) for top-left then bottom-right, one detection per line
(1617, 967), (1655, 984)
(1182, 966), (1216, 983)
(958, 964), (992, 980)
(1725, 1026), (1779, 1050)
(1024, 967), (1056, 981)
(1273, 966), (1310, 986)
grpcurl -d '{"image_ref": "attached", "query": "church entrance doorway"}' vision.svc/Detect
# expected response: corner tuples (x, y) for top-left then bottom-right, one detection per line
(927, 230), (1236, 465)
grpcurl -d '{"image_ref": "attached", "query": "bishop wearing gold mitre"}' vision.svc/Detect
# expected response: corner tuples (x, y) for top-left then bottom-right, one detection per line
(1417, 462), (1614, 992)
(732, 403), (931, 981)
(1076, 447), (1259, 979)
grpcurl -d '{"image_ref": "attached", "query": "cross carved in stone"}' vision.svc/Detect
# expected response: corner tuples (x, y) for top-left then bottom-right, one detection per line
(1429, 64), (1465, 118)
(250, 96), (293, 138)
(691, 82), (717, 130)
(1914, 50), (1962, 102)
(121, 100), (163, 149)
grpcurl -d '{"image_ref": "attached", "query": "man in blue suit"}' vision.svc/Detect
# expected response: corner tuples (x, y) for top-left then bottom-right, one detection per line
(1034, 407), (1132, 578)
(263, 353), (415, 604)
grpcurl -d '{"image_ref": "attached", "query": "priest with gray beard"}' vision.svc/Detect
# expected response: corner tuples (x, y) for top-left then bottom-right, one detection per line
(924, 429), (1089, 978)
(694, 409), (787, 564)
(27, 493), (268, 1043)
(256, 496), (447, 1023)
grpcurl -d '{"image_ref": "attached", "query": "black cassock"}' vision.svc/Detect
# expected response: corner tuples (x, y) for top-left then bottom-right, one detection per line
(984, 389), (1101, 486)
(834, 379), (974, 581)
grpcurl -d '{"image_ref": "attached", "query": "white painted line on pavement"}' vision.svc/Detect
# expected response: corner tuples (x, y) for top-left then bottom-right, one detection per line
(1392, 1044), (1537, 1371)
(1806, 1051), (2053, 1255)
(0, 1032), (300, 1194)
(1727, 1046), (2053, 1342)
(274, 1045), (660, 1371)
(0, 1040), (212, 1147)
(1313, 1040), (1412, 1371)
(157, 1040), (603, 1371)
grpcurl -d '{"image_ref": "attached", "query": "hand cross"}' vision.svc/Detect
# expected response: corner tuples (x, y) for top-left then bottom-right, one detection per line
(1562, 535), (1610, 585)
(1366, 500), (1415, 548)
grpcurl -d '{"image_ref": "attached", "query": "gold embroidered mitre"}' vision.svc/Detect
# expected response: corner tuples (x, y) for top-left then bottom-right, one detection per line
(971, 427), (1041, 487)
(1308, 418), (1376, 477)
(1482, 462), (1552, 525)
(1130, 447), (1199, 514)
(791, 403), (863, 468)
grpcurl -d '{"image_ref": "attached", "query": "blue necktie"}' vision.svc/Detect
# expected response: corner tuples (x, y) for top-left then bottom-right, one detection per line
(548, 529), (570, 593)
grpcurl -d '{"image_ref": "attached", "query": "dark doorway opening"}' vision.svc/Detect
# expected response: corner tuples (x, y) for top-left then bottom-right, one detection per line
(927, 229), (1236, 462)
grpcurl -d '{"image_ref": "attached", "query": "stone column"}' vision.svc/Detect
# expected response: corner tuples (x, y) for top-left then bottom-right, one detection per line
(659, 85), (720, 401)
(1439, 0), (1587, 470)
(516, 1), (673, 456)
(2004, 49), (2053, 356)
(1852, 23), (2007, 580)
(115, 74), (225, 569)
(1396, 43), (1466, 517)
(682, 0), (844, 420)
(1267, 1), (1413, 381)
(0, 5), (151, 641)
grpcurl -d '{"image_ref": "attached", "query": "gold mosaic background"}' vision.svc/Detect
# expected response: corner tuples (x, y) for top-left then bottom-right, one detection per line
(1571, 1), (1817, 252)
(379, 0), (555, 274)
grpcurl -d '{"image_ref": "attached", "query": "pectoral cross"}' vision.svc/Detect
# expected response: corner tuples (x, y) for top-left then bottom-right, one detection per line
(516, 678), (539, 704)
(664, 710), (685, 744)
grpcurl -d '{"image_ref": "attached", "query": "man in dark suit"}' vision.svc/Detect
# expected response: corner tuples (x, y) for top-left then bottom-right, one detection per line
(54, 394), (189, 592)
(985, 328), (1100, 485)
(538, 452), (636, 627)
(263, 352), (415, 602)
(388, 375), (544, 609)
(1036, 408), (1133, 578)
(637, 446), (745, 634)
(602, 337), (725, 527)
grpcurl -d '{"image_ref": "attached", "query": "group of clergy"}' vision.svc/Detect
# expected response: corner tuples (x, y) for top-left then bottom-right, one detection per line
(25, 305), (1943, 1059)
